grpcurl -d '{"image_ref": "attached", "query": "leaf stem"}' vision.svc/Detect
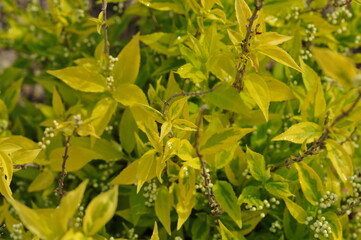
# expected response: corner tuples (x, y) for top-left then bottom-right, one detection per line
(233, 0), (264, 91)
(102, 0), (109, 56)
(271, 91), (361, 171)
(194, 106), (224, 216)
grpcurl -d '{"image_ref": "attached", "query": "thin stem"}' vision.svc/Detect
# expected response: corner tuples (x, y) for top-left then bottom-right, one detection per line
(13, 163), (40, 170)
(55, 135), (72, 198)
(102, 0), (109, 56)
(194, 106), (223, 216)
(272, 91), (361, 171)
(162, 84), (221, 116)
(233, 0), (264, 91)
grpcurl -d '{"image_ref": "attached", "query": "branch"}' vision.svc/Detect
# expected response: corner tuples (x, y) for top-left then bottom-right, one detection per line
(340, 126), (358, 145)
(55, 135), (72, 198)
(272, 91), (361, 171)
(194, 106), (223, 216)
(13, 163), (40, 170)
(102, 0), (109, 56)
(162, 84), (221, 116)
(232, 0), (264, 91)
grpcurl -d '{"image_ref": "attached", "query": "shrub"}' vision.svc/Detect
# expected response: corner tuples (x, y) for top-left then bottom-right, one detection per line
(0, 0), (361, 239)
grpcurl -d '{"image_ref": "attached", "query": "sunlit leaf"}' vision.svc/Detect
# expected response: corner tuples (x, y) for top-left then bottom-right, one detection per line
(245, 147), (270, 183)
(272, 122), (323, 144)
(113, 84), (148, 106)
(283, 198), (307, 224)
(326, 139), (353, 183)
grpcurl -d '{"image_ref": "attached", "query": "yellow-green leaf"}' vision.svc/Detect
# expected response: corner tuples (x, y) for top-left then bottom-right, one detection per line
(160, 121), (172, 141)
(150, 222), (160, 240)
(272, 122), (323, 144)
(294, 162), (324, 205)
(264, 77), (295, 102)
(326, 139), (353, 183)
(110, 159), (139, 185)
(235, 0), (251, 37)
(113, 84), (148, 106)
(218, 220), (236, 240)
(311, 47), (356, 89)
(167, 97), (189, 120)
(137, 150), (157, 193)
(113, 33), (140, 86)
(256, 32), (293, 46)
(83, 186), (118, 236)
(172, 119), (197, 131)
(48, 66), (106, 92)
(322, 211), (342, 240)
(265, 180), (294, 199)
(244, 74), (270, 121)
(245, 147), (270, 183)
(50, 146), (102, 172)
(119, 108), (137, 154)
(213, 181), (242, 228)
(28, 170), (55, 192)
(52, 87), (65, 117)
(155, 186), (171, 235)
(89, 98), (117, 136)
(257, 45), (302, 72)
(200, 127), (254, 155)
(283, 198), (307, 224)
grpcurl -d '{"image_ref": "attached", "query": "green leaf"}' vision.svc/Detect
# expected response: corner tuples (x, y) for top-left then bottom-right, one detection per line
(245, 147), (270, 183)
(172, 119), (197, 131)
(52, 87), (65, 117)
(235, 0), (251, 37)
(214, 145), (237, 169)
(264, 76), (295, 102)
(265, 180), (294, 199)
(272, 122), (323, 144)
(218, 220), (236, 240)
(257, 45), (302, 72)
(200, 127), (254, 155)
(244, 74), (270, 121)
(119, 108), (137, 154)
(283, 198), (307, 224)
(150, 222), (160, 240)
(83, 186), (118, 236)
(155, 186), (171, 235)
(311, 47), (356, 89)
(205, 83), (250, 114)
(294, 162), (324, 205)
(326, 139), (353, 183)
(213, 181), (242, 228)
(113, 84), (148, 106)
(176, 139), (194, 161)
(113, 33), (140, 86)
(48, 66), (106, 92)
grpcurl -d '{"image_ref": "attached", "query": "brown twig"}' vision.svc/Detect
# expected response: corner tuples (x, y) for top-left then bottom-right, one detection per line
(102, 0), (109, 56)
(340, 126), (358, 145)
(194, 106), (223, 216)
(162, 84), (221, 116)
(13, 163), (40, 170)
(272, 91), (361, 171)
(55, 135), (72, 198)
(337, 198), (360, 215)
(233, 0), (264, 91)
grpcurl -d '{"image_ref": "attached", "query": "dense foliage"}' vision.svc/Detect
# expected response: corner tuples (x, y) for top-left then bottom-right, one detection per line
(0, 0), (361, 239)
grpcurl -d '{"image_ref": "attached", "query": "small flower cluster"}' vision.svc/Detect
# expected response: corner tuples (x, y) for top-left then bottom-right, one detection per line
(73, 114), (83, 127)
(317, 191), (338, 209)
(212, 233), (221, 240)
(38, 126), (56, 149)
(99, 162), (116, 181)
(269, 220), (282, 233)
(112, 2), (124, 13)
(304, 24), (317, 42)
(105, 56), (118, 89)
(10, 223), (23, 240)
(0, 119), (8, 134)
(326, 5), (352, 25)
(74, 206), (85, 228)
(308, 216), (332, 239)
(300, 49), (313, 60)
(143, 179), (158, 207)
(242, 167), (251, 179)
(174, 236), (183, 240)
(285, 7), (300, 21)
(349, 210), (361, 238)
(355, 35), (360, 45)
(126, 228), (138, 240)
(196, 170), (210, 193)
(105, 125), (113, 134)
